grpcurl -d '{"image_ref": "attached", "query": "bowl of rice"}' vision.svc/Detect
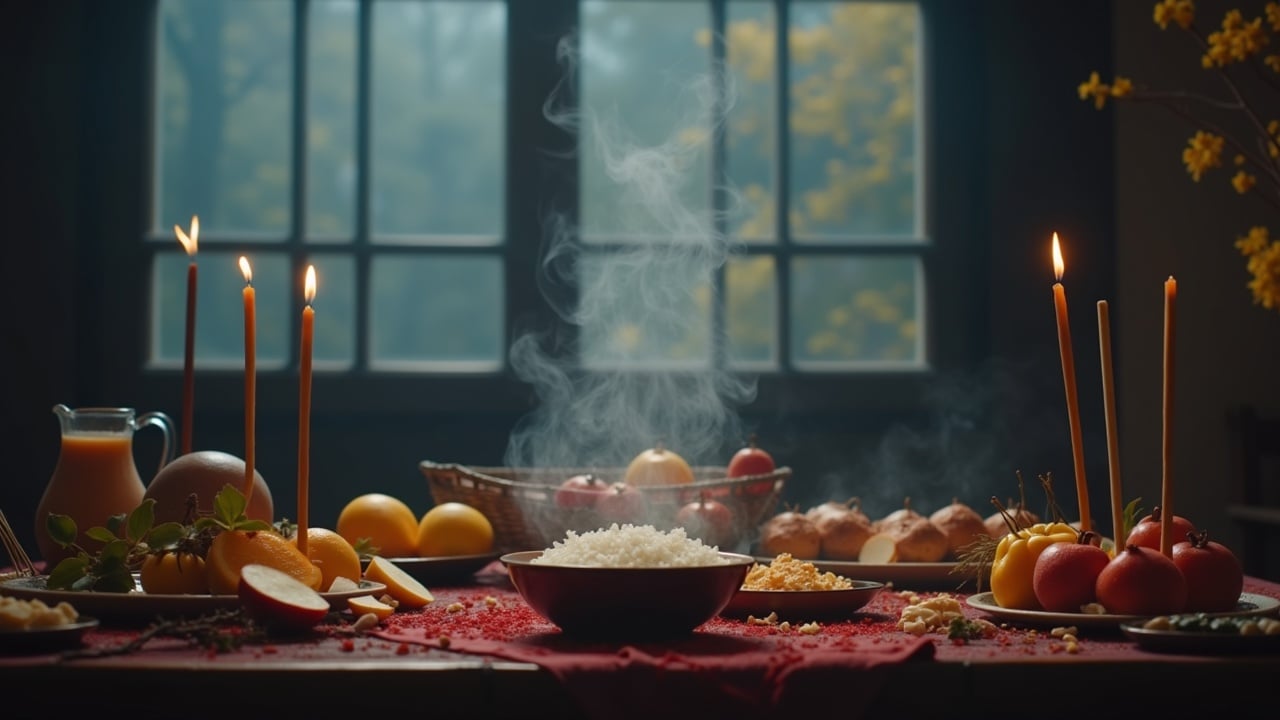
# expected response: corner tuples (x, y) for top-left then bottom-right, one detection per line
(501, 524), (754, 638)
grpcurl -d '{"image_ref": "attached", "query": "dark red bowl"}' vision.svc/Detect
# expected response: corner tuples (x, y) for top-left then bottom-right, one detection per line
(501, 550), (754, 639)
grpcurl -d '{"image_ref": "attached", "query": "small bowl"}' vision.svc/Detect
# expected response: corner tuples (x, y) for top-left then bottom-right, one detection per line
(501, 550), (755, 639)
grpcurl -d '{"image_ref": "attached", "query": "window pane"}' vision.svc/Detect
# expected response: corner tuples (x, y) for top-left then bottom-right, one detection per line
(725, 1), (776, 243)
(369, 256), (503, 369)
(308, 256), (355, 367)
(790, 256), (922, 367)
(789, 2), (920, 240)
(726, 255), (777, 366)
(151, 251), (291, 369)
(580, 1), (712, 240)
(155, 0), (292, 236)
(579, 253), (711, 368)
(308, 0), (358, 241)
(371, 1), (506, 238)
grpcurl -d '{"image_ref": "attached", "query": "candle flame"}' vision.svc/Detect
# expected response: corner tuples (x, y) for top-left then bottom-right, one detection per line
(1052, 232), (1065, 281)
(304, 265), (316, 305)
(175, 216), (199, 256)
(239, 256), (252, 285)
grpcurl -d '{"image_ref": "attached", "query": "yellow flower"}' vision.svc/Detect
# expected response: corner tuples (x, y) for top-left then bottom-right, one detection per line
(1182, 131), (1224, 180)
(1203, 10), (1269, 66)
(1235, 154), (1247, 165)
(1243, 239), (1280, 309)
(1154, 0), (1196, 30)
(1111, 76), (1134, 97)
(1077, 72), (1111, 109)
(1268, 54), (1280, 72)
(1268, 2), (1280, 32)
(1232, 170), (1257, 193)
(1237, 226), (1271, 256)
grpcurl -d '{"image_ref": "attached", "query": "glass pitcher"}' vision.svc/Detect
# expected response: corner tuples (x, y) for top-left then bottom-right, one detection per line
(34, 405), (175, 566)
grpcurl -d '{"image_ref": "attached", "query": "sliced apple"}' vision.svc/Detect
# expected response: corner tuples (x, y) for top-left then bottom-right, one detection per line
(238, 563), (331, 632)
(327, 576), (361, 593)
(363, 556), (435, 609)
(858, 532), (899, 564)
(348, 594), (396, 621)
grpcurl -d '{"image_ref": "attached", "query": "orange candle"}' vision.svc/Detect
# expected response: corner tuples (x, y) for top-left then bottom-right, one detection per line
(1051, 232), (1091, 532)
(297, 265), (316, 554)
(175, 216), (199, 456)
(1160, 276), (1177, 557)
(1097, 300), (1123, 550)
(239, 256), (256, 503)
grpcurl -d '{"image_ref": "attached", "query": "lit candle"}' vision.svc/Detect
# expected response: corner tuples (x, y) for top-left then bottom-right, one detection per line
(175, 216), (199, 456)
(1097, 300), (1123, 552)
(1160, 276), (1177, 557)
(1051, 232), (1091, 532)
(297, 265), (316, 555)
(239, 256), (256, 504)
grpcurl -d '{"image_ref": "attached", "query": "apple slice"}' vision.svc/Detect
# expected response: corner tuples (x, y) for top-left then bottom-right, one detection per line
(363, 556), (435, 609)
(858, 533), (899, 564)
(328, 576), (361, 593)
(238, 563), (331, 632)
(348, 594), (396, 620)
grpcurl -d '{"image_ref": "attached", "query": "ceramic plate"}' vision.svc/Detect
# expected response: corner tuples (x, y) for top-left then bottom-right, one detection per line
(0, 616), (99, 654)
(966, 592), (1280, 629)
(754, 557), (974, 590)
(360, 552), (501, 585)
(720, 581), (884, 621)
(1119, 620), (1280, 653)
(0, 575), (386, 624)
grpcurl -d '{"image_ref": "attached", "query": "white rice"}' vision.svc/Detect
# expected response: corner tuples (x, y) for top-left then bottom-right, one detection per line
(533, 523), (729, 567)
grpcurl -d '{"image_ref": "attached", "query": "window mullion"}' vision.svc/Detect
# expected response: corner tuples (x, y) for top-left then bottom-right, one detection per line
(354, 0), (373, 371)
(774, 0), (792, 373)
(290, 0), (310, 370)
(710, 0), (728, 370)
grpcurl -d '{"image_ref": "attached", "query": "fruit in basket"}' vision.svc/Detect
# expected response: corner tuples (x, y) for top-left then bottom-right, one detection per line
(929, 499), (989, 559)
(364, 556), (435, 608)
(555, 473), (612, 509)
(143, 450), (274, 526)
(295, 527), (362, 590)
(336, 493), (420, 558)
(1095, 544), (1187, 615)
(675, 491), (735, 548)
(1171, 530), (1244, 612)
(1125, 505), (1196, 552)
(811, 502), (874, 560)
(597, 482), (648, 524)
(417, 502), (494, 557)
(238, 563), (331, 632)
(758, 508), (821, 559)
(623, 443), (695, 487)
(726, 434), (775, 478)
(1032, 531), (1110, 612)
(876, 516), (950, 562)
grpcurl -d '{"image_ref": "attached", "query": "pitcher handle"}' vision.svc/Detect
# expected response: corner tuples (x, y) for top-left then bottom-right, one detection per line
(134, 411), (176, 476)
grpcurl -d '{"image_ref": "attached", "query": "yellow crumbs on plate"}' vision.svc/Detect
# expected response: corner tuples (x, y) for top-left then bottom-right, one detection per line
(742, 553), (853, 591)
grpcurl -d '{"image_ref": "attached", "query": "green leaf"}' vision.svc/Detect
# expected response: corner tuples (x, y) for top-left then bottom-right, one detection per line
(71, 574), (98, 591)
(235, 520), (273, 533)
(147, 522), (186, 549)
(193, 517), (222, 532)
(105, 513), (128, 538)
(1121, 496), (1144, 546)
(214, 484), (247, 525)
(46, 557), (89, 589)
(94, 567), (137, 593)
(85, 526), (118, 544)
(98, 538), (131, 566)
(126, 499), (156, 542)
(46, 513), (78, 546)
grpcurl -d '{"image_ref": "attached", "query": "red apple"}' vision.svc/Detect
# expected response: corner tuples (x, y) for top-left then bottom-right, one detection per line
(675, 492), (735, 548)
(596, 482), (648, 524)
(1125, 505), (1195, 551)
(238, 563), (331, 632)
(726, 434), (776, 478)
(1095, 545), (1187, 616)
(1172, 530), (1244, 612)
(554, 473), (612, 509)
(1032, 532), (1110, 613)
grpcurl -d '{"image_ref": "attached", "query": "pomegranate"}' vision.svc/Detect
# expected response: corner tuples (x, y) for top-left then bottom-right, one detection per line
(1095, 544), (1187, 616)
(675, 492), (735, 548)
(1032, 531), (1110, 613)
(554, 473), (612, 510)
(596, 482), (648, 524)
(1126, 505), (1196, 551)
(1172, 530), (1244, 612)
(726, 434), (776, 478)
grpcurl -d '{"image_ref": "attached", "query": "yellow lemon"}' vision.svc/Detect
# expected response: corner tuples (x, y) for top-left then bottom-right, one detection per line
(417, 502), (494, 557)
(363, 556), (435, 609)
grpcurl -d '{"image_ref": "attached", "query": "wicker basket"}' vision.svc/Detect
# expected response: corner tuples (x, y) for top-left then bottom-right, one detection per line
(420, 460), (788, 553)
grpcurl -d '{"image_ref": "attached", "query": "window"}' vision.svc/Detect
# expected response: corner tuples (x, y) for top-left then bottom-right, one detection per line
(140, 0), (972, 421)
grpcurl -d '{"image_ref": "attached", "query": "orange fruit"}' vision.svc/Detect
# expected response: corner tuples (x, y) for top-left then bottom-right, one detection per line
(417, 502), (494, 557)
(139, 552), (208, 595)
(363, 556), (434, 609)
(623, 445), (695, 487)
(336, 493), (419, 558)
(206, 529), (323, 595)
(295, 527), (362, 591)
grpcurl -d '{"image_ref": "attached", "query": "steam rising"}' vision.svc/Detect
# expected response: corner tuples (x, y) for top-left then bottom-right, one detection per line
(505, 36), (753, 471)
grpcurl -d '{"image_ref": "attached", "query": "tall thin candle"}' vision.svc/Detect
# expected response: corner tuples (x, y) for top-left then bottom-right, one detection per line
(239, 256), (256, 504)
(1097, 300), (1123, 551)
(1051, 232), (1091, 532)
(1160, 276), (1177, 557)
(297, 265), (316, 555)
(175, 216), (199, 456)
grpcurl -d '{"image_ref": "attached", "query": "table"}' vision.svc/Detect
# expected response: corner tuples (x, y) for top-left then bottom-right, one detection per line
(3, 568), (1278, 719)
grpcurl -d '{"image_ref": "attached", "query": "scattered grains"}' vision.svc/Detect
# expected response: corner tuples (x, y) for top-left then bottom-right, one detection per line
(1050, 625), (1078, 639)
(446, 602), (465, 613)
(533, 524), (727, 567)
(352, 613), (380, 632)
(798, 622), (822, 635)
(748, 612), (780, 626)
(1080, 603), (1107, 615)
(484, 595), (498, 607)
(896, 593), (964, 636)
(0, 596), (79, 629)
(742, 553), (853, 591)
